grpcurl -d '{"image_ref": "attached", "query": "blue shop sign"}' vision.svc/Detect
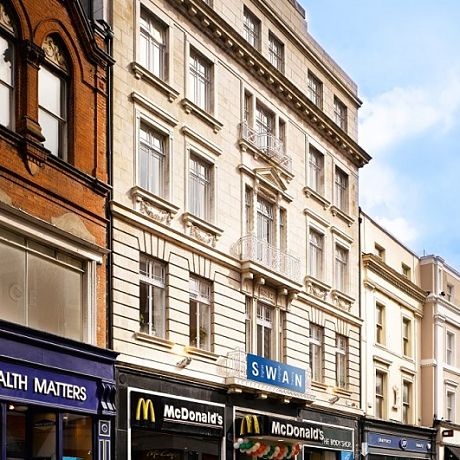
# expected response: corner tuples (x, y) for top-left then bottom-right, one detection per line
(246, 354), (306, 393)
(0, 359), (99, 412)
(340, 452), (354, 460)
(368, 433), (431, 453)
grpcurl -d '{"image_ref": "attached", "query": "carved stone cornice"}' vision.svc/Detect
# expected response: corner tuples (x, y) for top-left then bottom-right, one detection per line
(362, 253), (428, 303)
(166, 0), (371, 168)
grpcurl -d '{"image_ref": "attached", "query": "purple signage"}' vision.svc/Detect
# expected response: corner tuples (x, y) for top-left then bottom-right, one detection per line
(367, 433), (431, 453)
(0, 358), (99, 412)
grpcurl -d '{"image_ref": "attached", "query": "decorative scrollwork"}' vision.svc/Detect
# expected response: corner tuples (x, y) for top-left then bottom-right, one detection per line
(42, 35), (67, 71)
(0, 3), (14, 34)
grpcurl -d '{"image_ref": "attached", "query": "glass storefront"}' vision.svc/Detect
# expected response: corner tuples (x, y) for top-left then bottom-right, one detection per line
(4, 405), (94, 460)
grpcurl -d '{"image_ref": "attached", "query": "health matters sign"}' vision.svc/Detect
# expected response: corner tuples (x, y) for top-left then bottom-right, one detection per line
(246, 354), (306, 393)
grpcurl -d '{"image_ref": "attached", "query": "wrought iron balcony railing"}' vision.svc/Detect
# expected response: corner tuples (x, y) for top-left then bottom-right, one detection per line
(239, 122), (292, 172)
(237, 234), (301, 282)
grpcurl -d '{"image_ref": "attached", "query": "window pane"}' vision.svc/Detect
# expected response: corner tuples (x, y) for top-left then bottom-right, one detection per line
(39, 67), (61, 114)
(153, 285), (165, 337)
(28, 253), (82, 340)
(63, 413), (93, 460)
(199, 302), (210, 351)
(0, 83), (10, 127)
(39, 108), (60, 155)
(0, 36), (13, 84)
(32, 412), (56, 459)
(0, 240), (26, 324)
(139, 281), (150, 333)
(7, 410), (26, 459)
(190, 299), (198, 347)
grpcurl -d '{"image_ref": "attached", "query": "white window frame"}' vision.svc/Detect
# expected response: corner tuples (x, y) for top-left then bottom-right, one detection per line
(308, 146), (324, 195)
(307, 71), (322, 108)
(446, 330), (455, 366)
(402, 317), (411, 357)
(188, 47), (212, 112)
(139, 7), (167, 79)
(268, 32), (284, 72)
(243, 7), (260, 50)
(0, 24), (14, 130)
(309, 323), (324, 383)
(308, 227), (324, 280)
(139, 255), (166, 337)
(375, 369), (387, 419)
(0, 214), (100, 344)
(188, 151), (214, 222)
(376, 302), (385, 345)
(446, 387), (456, 422)
(334, 243), (349, 293)
(189, 275), (212, 351)
(402, 379), (412, 424)
(336, 334), (348, 389)
(334, 166), (349, 213)
(446, 283), (454, 302)
(334, 96), (347, 131)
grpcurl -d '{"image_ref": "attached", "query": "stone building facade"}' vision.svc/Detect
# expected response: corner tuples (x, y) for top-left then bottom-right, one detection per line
(103, 0), (369, 458)
(0, 0), (116, 457)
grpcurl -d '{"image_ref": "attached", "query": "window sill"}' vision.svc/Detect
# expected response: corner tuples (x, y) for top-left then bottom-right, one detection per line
(182, 212), (223, 247)
(131, 62), (179, 102)
(131, 186), (179, 225)
(331, 289), (354, 312)
(181, 98), (223, 133)
(311, 380), (327, 390)
(134, 332), (175, 349)
(304, 275), (331, 301)
(185, 346), (219, 361)
(334, 387), (352, 397)
(330, 205), (354, 227)
(303, 186), (330, 210)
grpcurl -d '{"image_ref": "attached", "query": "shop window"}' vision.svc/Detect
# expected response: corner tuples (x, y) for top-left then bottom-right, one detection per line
(39, 35), (69, 159)
(0, 225), (90, 342)
(139, 255), (166, 337)
(0, 4), (15, 130)
(189, 275), (212, 351)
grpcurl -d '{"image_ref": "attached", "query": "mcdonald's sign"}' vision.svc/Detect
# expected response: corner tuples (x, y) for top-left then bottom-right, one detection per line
(239, 414), (261, 436)
(136, 398), (155, 423)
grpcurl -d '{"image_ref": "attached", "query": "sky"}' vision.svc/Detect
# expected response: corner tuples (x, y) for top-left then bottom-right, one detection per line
(299, 1), (460, 269)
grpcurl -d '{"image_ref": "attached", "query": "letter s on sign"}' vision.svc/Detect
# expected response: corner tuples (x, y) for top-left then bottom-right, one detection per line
(251, 362), (259, 377)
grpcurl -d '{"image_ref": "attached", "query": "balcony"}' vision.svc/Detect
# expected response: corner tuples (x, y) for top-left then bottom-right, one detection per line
(239, 122), (292, 173)
(236, 234), (301, 284)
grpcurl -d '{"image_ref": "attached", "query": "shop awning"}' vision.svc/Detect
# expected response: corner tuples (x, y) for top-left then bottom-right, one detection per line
(446, 446), (460, 460)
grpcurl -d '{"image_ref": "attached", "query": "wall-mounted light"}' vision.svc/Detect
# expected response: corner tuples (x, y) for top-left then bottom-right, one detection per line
(176, 357), (192, 368)
(328, 395), (340, 404)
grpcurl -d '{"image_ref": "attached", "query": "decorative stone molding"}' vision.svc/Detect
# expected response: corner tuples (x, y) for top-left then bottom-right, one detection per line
(258, 285), (276, 305)
(181, 98), (223, 133)
(21, 39), (46, 69)
(131, 91), (179, 126)
(51, 213), (96, 244)
(182, 212), (223, 247)
(331, 289), (354, 312)
(303, 186), (330, 210)
(131, 186), (179, 225)
(330, 205), (354, 227)
(131, 62), (179, 102)
(305, 276), (330, 301)
(42, 35), (68, 71)
(0, 3), (14, 33)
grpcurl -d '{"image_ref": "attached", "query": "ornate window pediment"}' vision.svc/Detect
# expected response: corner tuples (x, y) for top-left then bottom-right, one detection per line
(254, 167), (288, 195)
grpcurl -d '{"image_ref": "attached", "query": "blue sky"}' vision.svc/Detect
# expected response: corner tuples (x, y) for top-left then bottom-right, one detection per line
(299, 1), (460, 269)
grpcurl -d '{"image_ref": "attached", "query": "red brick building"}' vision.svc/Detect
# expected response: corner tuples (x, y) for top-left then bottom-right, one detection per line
(0, 0), (116, 457)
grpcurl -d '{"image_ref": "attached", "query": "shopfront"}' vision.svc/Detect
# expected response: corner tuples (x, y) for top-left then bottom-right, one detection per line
(361, 419), (435, 459)
(117, 367), (227, 460)
(0, 321), (117, 460)
(233, 412), (354, 460)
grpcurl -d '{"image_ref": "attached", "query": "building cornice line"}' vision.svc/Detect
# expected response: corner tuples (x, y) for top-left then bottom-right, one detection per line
(362, 253), (427, 303)
(166, 0), (371, 168)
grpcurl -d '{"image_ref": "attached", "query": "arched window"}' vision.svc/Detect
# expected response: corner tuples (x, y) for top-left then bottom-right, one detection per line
(39, 35), (68, 159)
(0, 2), (15, 129)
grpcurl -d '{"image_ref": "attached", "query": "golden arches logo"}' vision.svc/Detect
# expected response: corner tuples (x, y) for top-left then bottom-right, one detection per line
(240, 415), (260, 435)
(135, 398), (155, 422)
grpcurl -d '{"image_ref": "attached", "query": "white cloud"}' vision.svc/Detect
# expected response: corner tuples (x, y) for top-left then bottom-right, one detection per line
(359, 77), (460, 154)
(374, 216), (419, 246)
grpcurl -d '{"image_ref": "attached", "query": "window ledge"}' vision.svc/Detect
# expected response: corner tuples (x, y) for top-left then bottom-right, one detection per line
(334, 387), (352, 397)
(311, 380), (327, 390)
(330, 205), (354, 227)
(134, 332), (175, 349)
(303, 186), (330, 210)
(185, 346), (219, 361)
(331, 289), (354, 312)
(131, 62), (179, 102)
(181, 98), (223, 133)
(182, 212), (223, 247)
(304, 276), (331, 301)
(131, 186), (179, 225)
